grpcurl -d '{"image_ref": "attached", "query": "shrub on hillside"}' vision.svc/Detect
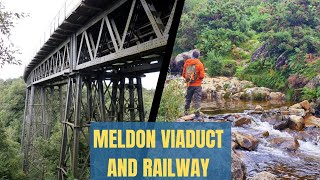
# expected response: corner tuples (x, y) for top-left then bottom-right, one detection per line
(157, 78), (185, 121)
(206, 51), (223, 76)
(302, 87), (320, 102)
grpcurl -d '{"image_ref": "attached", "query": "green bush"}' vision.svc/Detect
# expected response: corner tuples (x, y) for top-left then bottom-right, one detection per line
(221, 59), (237, 76)
(236, 61), (287, 91)
(206, 51), (238, 77)
(206, 51), (223, 76)
(285, 89), (295, 101)
(157, 78), (185, 121)
(302, 87), (320, 101)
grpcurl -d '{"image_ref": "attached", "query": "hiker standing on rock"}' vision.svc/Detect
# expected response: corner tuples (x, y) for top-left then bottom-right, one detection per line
(182, 50), (205, 120)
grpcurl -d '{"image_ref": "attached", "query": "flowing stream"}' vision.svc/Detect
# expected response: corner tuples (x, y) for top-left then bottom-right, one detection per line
(202, 99), (320, 179)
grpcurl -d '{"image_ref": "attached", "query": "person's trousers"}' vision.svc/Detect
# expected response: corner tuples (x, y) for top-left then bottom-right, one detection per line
(184, 86), (202, 117)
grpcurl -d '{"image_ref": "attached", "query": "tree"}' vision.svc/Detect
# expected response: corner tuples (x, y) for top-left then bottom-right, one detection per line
(0, 1), (25, 67)
(0, 78), (26, 179)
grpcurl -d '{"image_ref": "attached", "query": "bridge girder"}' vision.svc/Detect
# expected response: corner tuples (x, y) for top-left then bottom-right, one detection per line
(22, 0), (181, 178)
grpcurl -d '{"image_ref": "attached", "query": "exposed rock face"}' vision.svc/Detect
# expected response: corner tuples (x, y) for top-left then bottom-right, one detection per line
(269, 137), (300, 151)
(275, 52), (288, 68)
(305, 75), (320, 89)
(287, 75), (309, 89)
(251, 171), (277, 180)
(251, 42), (269, 62)
(234, 116), (252, 127)
(202, 77), (254, 100)
(233, 132), (259, 151)
(288, 115), (305, 131)
(232, 151), (247, 180)
(200, 76), (286, 101)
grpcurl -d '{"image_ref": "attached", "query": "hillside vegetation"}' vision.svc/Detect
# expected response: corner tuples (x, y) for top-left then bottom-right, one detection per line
(0, 78), (26, 179)
(174, 0), (320, 101)
(0, 77), (155, 178)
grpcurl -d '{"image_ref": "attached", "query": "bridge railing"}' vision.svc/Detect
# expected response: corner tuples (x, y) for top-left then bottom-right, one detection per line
(26, 0), (178, 86)
(32, 0), (82, 63)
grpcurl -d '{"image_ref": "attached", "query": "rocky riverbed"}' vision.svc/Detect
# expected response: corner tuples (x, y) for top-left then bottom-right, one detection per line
(178, 100), (320, 179)
(174, 76), (320, 179)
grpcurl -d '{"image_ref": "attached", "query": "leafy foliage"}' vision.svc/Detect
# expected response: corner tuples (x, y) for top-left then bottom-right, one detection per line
(158, 78), (185, 121)
(0, 1), (25, 67)
(205, 51), (223, 76)
(0, 77), (157, 178)
(0, 78), (26, 179)
(174, 0), (320, 100)
(302, 87), (320, 102)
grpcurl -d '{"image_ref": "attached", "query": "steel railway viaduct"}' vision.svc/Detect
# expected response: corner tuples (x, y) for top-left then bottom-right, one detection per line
(21, 0), (181, 178)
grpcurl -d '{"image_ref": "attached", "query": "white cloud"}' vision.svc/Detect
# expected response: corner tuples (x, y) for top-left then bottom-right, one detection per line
(0, 0), (66, 79)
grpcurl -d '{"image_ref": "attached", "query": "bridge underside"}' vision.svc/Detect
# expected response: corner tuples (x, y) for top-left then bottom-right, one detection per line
(21, 0), (182, 178)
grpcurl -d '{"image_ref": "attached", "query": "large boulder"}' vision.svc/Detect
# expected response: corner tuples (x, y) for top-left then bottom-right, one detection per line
(242, 87), (271, 100)
(251, 171), (277, 180)
(170, 49), (197, 75)
(287, 75), (309, 88)
(269, 137), (300, 151)
(273, 118), (290, 130)
(289, 108), (306, 117)
(288, 115), (305, 131)
(251, 42), (269, 62)
(233, 132), (259, 151)
(304, 115), (320, 128)
(255, 105), (264, 112)
(269, 92), (285, 100)
(234, 116), (252, 127)
(260, 114), (290, 130)
(290, 103), (302, 109)
(232, 151), (246, 180)
(299, 100), (310, 111)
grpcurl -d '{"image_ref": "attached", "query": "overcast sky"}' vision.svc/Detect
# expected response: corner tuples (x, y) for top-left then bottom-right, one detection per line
(0, 0), (159, 89)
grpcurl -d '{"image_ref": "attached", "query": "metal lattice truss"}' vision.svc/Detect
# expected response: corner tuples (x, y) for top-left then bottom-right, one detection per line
(57, 73), (146, 179)
(26, 0), (178, 86)
(22, 86), (61, 175)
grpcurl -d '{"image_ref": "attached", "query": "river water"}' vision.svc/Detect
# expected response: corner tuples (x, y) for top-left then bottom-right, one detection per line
(201, 99), (320, 179)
